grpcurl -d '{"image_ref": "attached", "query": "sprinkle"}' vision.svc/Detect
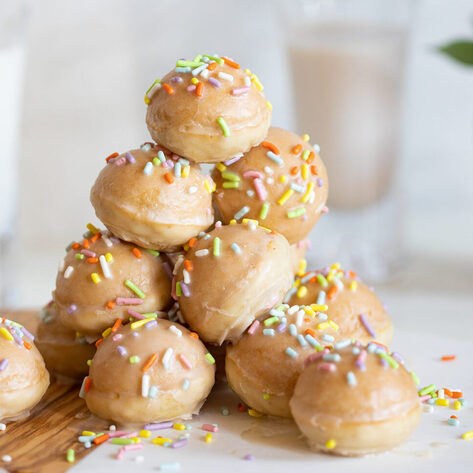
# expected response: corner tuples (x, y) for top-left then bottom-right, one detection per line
(162, 348), (173, 369)
(448, 418), (460, 426)
(195, 249), (209, 257)
(247, 320), (260, 335)
(441, 355), (456, 362)
(105, 252), (114, 262)
(205, 353), (215, 364)
(301, 182), (314, 203)
(164, 172), (174, 184)
(0, 328), (13, 342)
(234, 206), (250, 220)
(436, 398), (449, 406)
(129, 356), (140, 364)
(1, 455), (11, 463)
(257, 202), (270, 220)
(116, 297), (143, 305)
(0, 359), (9, 371)
(419, 384), (436, 396)
(217, 117), (230, 137)
(213, 237), (221, 256)
(66, 449), (75, 464)
(205, 433), (213, 443)
(64, 266), (74, 279)
(145, 421), (173, 431)
(143, 161), (153, 175)
(204, 179), (214, 193)
(287, 207), (306, 219)
(159, 462), (181, 470)
(378, 352), (399, 369)
(267, 151), (283, 166)
(141, 374), (150, 397)
(297, 286), (307, 298)
(347, 371), (357, 386)
(142, 353), (158, 372)
(202, 424), (218, 433)
(243, 454), (254, 461)
(278, 189), (294, 206)
(463, 431), (473, 440)
(162, 83), (174, 95)
(316, 274), (329, 288)
(232, 86), (250, 96)
(171, 438), (188, 449)
(124, 279), (146, 299)
(359, 314), (376, 338)
(173, 423), (187, 431)
(253, 178), (267, 201)
(263, 329), (275, 337)
(231, 243), (242, 254)
(318, 362), (337, 372)
(302, 134), (310, 142)
(325, 439), (336, 449)
(264, 316), (279, 326)
(97, 255), (112, 279)
(217, 71), (234, 82)
(182, 379), (190, 391)
(286, 347), (299, 358)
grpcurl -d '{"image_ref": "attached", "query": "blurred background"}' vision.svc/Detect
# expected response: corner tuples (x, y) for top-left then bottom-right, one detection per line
(1, 0), (472, 310)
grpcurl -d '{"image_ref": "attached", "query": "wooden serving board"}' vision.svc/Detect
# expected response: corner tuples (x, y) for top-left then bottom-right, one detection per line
(0, 311), (106, 473)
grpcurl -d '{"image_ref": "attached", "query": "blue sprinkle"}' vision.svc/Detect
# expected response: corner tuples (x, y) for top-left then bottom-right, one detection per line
(269, 309), (285, 317)
(334, 339), (352, 350)
(143, 162), (153, 175)
(175, 66), (191, 73)
(266, 151), (284, 166)
(263, 329), (275, 337)
(289, 324), (297, 336)
(182, 379), (190, 391)
(322, 334), (334, 342)
(347, 371), (357, 386)
(317, 291), (326, 305)
(234, 206), (250, 220)
(231, 243), (242, 254)
(297, 334), (307, 347)
(174, 162), (182, 178)
(178, 158), (190, 166)
(149, 386), (158, 398)
(157, 151), (166, 162)
(323, 353), (341, 362)
(285, 347), (299, 358)
(305, 334), (321, 348)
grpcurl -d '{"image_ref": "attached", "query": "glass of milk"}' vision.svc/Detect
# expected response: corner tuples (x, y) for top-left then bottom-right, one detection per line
(0, 2), (28, 307)
(280, 0), (414, 282)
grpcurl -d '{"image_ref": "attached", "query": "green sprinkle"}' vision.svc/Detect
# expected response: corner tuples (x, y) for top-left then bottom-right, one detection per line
(152, 157), (161, 166)
(129, 355), (140, 364)
(287, 207), (307, 219)
(263, 393), (270, 400)
(124, 279), (146, 299)
(193, 54), (203, 62)
(221, 171), (240, 182)
(378, 352), (399, 369)
(419, 384), (436, 396)
(66, 448), (75, 464)
(176, 60), (204, 68)
(213, 237), (221, 257)
(223, 181), (240, 189)
(264, 316), (279, 326)
(217, 117), (230, 137)
(259, 202), (270, 220)
(410, 371), (420, 385)
(75, 253), (85, 260)
(301, 149), (310, 161)
(316, 274), (329, 288)
(203, 54), (224, 64)
(146, 248), (160, 257)
(142, 312), (158, 318)
(145, 78), (161, 95)
(176, 281), (182, 297)
(221, 407), (230, 416)
(112, 438), (135, 445)
(205, 353), (216, 364)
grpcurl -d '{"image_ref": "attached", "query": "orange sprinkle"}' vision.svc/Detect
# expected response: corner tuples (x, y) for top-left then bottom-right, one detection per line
(132, 248), (142, 259)
(24, 341), (32, 350)
(71, 242), (81, 250)
(310, 165), (318, 175)
(188, 237), (197, 248)
(371, 341), (389, 352)
(292, 144), (302, 154)
(162, 83), (174, 95)
(443, 388), (452, 397)
(261, 141), (280, 155)
(111, 319), (122, 332)
(309, 276), (317, 284)
(189, 332), (199, 339)
(95, 338), (103, 348)
(305, 328), (316, 338)
(142, 353), (158, 372)
(307, 151), (315, 164)
(84, 377), (93, 393)
(184, 260), (193, 272)
(303, 317), (311, 323)
(164, 173), (174, 184)
(83, 239), (90, 249)
(348, 270), (357, 278)
(290, 166), (299, 176)
(238, 403), (247, 412)
(106, 301), (115, 310)
(450, 415), (458, 419)
(86, 257), (98, 264)
(208, 62), (217, 71)
(196, 82), (204, 97)
(93, 434), (109, 446)
(451, 391), (463, 399)
(222, 57), (240, 69)
(106, 152), (119, 162)
(441, 355), (456, 362)
(90, 232), (101, 243)
(327, 285), (338, 300)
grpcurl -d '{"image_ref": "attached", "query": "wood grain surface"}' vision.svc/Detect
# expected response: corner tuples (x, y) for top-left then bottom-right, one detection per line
(0, 311), (106, 473)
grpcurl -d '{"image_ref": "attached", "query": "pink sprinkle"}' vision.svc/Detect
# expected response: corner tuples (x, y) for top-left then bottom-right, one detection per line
(304, 348), (330, 367)
(171, 277), (178, 301)
(120, 431), (138, 439)
(179, 354), (193, 370)
(215, 220), (222, 228)
(81, 249), (96, 257)
(187, 85), (196, 92)
(231, 86), (250, 96)
(322, 205), (329, 213)
(114, 157), (126, 166)
(318, 362), (337, 372)
(127, 309), (145, 320)
(247, 320), (260, 335)
(243, 170), (264, 179)
(202, 424), (218, 433)
(419, 395), (431, 403)
(108, 431), (129, 438)
(112, 334), (122, 341)
(253, 178), (267, 201)
(123, 443), (143, 452)
(115, 297), (143, 306)
(355, 349), (367, 370)
(125, 152), (136, 163)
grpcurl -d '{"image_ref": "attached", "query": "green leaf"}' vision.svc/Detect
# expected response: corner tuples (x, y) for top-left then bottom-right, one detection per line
(437, 40), (473, 66)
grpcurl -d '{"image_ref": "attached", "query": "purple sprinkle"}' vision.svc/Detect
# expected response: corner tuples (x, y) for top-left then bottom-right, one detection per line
(243, 454), (254, 461)
(359, 314), (377, 338)
(180, 281), (190, 297)
(165, 159), (175, 168)
(208, 77), (221, 87)
(127, 309), (145, 320)
(10, 329), (23, 346)
(224, 155), (242, 166)
(110, 237), (120, 244)
(67, 304), (78, 315)
(21, 327), (35, 341)
(276, 323), (287, 333)
(144, 421), (173, 431)
(117, 346), (127, 356)
(231, 86), (250, 96)
(187, 84), (196, 92)
(391, 351), (404, 364)
(379, 357), (389, 369)
(170, 76), (183, 83)
(125, 151), (136, 164)
(81, 249), (96, 257)
(171, 438), (188, 449)
(162, 262), (173, 279)
(0, 358), (8, 371)
(145, 320), (158, 329)
(317, 178), (324, 187)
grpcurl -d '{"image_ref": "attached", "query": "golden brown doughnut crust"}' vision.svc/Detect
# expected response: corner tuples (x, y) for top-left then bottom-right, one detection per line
(0, 317), (50, 421)
(212, 127), (328, 244)
(287, 266), (393, 345)
(36, 304), (96, 381)
(90, 146), (214, 251)
(290, 344), (421, 455)
(145, 56), (271, 163)
(54, 231), (172, 336)
(175, 222), (293, 344)
(84, 319), (215, 424)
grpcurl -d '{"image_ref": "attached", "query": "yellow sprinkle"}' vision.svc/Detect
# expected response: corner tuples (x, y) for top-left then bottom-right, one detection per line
(229, 219), (237, 225)
(140, 430), (151, 438)
(317, 322), (331, 330)
(301, 163), (309, 180)
(310, 304), (329, 312)
(182, 165), (190, 178)
(204, 179), (213, 194)
(301, 182), (314, 203)
(266, 100), (273, 111)
(0, 327), (14, 342)
(303, 306), (315, 317)
(191, 77), (199, 84)
(205, 433), (213, 443)
(328, 320), (339, 330)
(248, 409), (264, 418)
(326, 271), (335, 283)
(325, 439), (336, 449)
(105, 252), (113, 263)
(131, 437), (140, 443)
(244, 68), (251, 74)
(250, 73), (263, 91)
(258, 225), (272, 232)
(278, 189), (294, 206)
(152, 437), (172, 445)
(297, 286), (307, 298)
(349, 281), (358, 291)
(293, 279), (300, 288)
(463, 430), (473, 440)
(130, 317), (155, 330)
(87, 359), (92, 366)
(296, 259), (307, 277)
(436, 399), (449, 406)
(454, 400), (462, 410)
(91, 273), (101, 284)
(102, 327), (112, 338)
(330, 262), (341, 270)
(216, 163), (226, 172)
(173, 423), (186, 431)
(86, 223), (100, 235)
(242, 218), (259, 227)
(302, 134), (310, 142)
(144, 95), (150, 105)
(279, 175), (287, 183)
(82, 431), (95, 436)
(183, 244), (189, 251)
